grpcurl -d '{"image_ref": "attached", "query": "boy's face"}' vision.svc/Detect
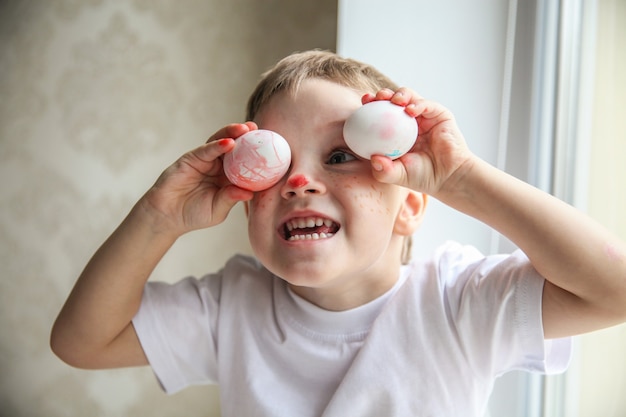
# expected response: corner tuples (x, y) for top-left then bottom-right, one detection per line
(246, 79), (424, 310)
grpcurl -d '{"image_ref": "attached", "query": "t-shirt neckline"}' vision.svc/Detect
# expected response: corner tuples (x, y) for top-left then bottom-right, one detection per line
(277, 266), (410, 341)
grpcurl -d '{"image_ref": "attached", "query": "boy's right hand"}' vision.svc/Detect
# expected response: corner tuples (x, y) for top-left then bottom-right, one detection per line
(51, 122), (256, 370)
(140, 122), (256, 236)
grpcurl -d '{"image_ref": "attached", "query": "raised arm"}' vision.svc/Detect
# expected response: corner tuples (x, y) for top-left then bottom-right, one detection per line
(50, 123), (255, 369)
(436, 158), (626, 338)
(367, 89), (626, 339)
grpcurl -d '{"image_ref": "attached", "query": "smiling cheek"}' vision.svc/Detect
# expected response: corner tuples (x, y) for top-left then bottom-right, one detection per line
(247, 194), (275, 244)
(351, 191), (390, 215)
(339, 176), (391, 213)
(249, 189), (276, 212)
(247, 193), (276, 239)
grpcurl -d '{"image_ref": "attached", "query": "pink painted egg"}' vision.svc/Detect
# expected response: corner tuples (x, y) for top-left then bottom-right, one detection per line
(343, 100), (418, 160)
(223, 129), (291, 191)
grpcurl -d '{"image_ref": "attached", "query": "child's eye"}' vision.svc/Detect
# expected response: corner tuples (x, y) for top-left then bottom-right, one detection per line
(327, 149), (357, 165)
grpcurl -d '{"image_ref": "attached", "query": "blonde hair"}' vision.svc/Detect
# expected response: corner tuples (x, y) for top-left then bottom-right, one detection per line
(246, 50), (413, 265)
(246, 50), (399, 121)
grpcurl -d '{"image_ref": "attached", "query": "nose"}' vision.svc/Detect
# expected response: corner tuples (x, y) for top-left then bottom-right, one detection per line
(280, 171), (326, 199)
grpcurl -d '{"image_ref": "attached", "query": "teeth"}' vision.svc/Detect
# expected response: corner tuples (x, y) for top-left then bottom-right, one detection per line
(286, 216), (334, 231)
(284, 216), (337, 241)
(288, 232), (334, 241)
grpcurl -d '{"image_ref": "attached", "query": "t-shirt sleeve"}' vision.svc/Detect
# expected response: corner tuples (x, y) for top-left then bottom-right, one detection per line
(436, 242), (572, 378)
(132, 272), (222, 394)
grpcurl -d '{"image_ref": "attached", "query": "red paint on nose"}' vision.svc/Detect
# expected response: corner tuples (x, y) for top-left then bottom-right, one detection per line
(288, 175), (308, 188)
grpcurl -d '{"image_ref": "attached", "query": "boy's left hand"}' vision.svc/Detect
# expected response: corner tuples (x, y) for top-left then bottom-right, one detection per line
(363, 88), (474, 197)
(364, 92), (626, 340)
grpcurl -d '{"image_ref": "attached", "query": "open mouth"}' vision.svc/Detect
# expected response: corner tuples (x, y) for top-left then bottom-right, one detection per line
(281, 216), (340, 241)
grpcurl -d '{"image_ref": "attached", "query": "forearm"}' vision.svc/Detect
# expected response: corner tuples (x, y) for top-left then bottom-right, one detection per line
(375, 89), (626, 335)
(437, 157), (626, 325)
(51, 200), (179, 365)
(51, 130), (252, 367)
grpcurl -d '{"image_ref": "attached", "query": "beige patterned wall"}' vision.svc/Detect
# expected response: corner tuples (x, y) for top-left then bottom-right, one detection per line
(0, 1), (336, 415)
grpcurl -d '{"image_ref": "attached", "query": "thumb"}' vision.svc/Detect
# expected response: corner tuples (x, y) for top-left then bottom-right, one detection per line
(370, 155), (409, 186)
(211, 186), (253, 224)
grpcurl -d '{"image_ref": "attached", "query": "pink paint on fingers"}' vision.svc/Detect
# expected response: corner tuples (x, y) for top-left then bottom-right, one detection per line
(217, 138), (233, 148)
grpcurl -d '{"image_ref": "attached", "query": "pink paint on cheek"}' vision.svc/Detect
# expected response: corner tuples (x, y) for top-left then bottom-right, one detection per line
(288, 174), (308, 188)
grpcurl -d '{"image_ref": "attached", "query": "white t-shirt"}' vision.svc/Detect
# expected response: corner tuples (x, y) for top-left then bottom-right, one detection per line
(132, 242), (571, 417)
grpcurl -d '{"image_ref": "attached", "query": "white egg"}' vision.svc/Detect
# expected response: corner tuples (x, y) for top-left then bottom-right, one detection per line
(223, 129), (291, 191)
(343, 100), (418, 160)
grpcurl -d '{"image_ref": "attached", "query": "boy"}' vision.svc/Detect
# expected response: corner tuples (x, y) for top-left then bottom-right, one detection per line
(51, 50), (626, 416)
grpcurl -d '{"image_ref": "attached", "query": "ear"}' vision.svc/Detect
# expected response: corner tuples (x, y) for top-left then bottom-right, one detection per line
(393, 191), (427, 236)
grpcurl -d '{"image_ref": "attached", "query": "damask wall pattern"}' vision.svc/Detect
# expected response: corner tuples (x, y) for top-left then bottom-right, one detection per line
(0, 1), (337, 415)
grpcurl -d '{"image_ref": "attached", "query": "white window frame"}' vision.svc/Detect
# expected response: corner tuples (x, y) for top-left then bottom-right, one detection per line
(532, 1), (597, 416)
(338, 1), (597, 415)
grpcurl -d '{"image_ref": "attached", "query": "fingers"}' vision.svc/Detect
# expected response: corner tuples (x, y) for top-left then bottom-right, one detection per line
(206, 121), (258, 144)
(362, 87), (426, 115)
(366, 88), (455, 133)
(362, 87), (455, 135)
(182, 139), (234, 172)
(389, 87), (424, 107)
(361, 89), (395, 104)
(190, 121), (260, 166)
(408, 100), (456, 135)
